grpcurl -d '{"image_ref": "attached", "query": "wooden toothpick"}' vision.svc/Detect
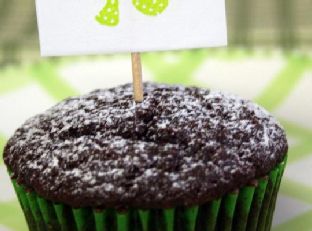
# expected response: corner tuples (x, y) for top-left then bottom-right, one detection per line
(131, 52), (143, 103)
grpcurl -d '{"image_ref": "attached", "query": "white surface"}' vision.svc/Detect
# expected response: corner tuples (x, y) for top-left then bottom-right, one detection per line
(0, 84), (55, 137)
(273, 194), (312, 226)
(0, 167), (15, 202)
(36, 0), (227, 56)
(275, 72), (312, 129)
(285, 154), (312, 187)
(0, 225), (12, 231)
(59, 58), (153, 93)
(194, 57), (284, 100)
(287, 135), (300, 147)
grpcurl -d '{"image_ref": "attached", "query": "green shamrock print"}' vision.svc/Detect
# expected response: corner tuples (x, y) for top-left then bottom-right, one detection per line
(96, 0), (169, 26)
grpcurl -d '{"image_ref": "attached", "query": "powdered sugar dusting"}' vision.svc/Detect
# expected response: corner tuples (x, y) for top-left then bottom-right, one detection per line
(4, 83), (287, 208)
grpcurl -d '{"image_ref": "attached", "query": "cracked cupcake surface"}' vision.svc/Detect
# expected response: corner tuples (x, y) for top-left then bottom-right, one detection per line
(4, 83), (288, 209)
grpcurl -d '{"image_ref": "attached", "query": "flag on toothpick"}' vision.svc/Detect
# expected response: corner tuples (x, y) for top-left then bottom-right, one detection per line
(35, 0), (227, 56)
(35, 0), (227, 102)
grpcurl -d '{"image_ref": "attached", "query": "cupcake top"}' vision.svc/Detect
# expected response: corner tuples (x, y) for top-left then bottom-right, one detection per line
(4, 83), (287, 209)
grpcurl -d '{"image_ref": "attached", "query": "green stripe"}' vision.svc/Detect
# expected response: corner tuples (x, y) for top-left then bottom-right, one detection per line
(273, 210), (312, 231)
(0, 201), (28, 231)
(0, 66), (33, 95)
(143, 50), (208, 85)
(280, 119), (312, 139)
(309, 57), (312, 69)
(0, 134), (7, 165)
(255, 55), (310, 111)
(210, 47), (256, 61)
(280, 178), (312, 205)
(288, 141), (312, 163)
(30, 62), (78, 100)
(279, 119), (312, 164)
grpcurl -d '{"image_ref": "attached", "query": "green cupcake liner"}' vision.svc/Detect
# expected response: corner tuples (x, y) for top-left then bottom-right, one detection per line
(10, 157), (286, 231)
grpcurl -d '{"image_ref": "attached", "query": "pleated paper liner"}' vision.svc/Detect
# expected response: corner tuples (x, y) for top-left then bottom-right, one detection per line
(11, 157), (286, 231)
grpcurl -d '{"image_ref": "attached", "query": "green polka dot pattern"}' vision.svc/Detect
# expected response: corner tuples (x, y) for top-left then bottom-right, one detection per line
(96, 0), (169, 27)
(96, 0), (119, 26)
(132, 0), (169, 16)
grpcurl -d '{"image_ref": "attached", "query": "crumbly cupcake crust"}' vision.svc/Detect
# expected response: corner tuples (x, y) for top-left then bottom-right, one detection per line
(4, 83), (287, 209)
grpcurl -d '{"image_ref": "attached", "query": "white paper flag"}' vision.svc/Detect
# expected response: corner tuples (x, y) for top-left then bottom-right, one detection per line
(35, 0), (227, 56)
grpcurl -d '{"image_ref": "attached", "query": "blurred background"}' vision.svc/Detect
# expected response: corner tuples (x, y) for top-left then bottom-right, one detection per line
(0, 0), (311, 230)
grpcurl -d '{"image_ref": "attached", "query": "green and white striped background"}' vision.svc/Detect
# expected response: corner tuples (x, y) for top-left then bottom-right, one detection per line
(0, 49), (311, 231)
(1, 0), (311, 65)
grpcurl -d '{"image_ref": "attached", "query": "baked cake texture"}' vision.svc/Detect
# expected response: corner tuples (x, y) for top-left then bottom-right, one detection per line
(4, 83), (288, 209)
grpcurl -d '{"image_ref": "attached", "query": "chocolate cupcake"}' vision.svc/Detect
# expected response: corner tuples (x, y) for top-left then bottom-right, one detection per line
(4, 83), (287, 231)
